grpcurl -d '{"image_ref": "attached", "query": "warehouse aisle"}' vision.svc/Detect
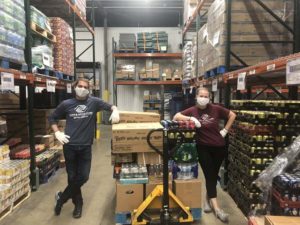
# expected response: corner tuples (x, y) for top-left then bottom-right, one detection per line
(1, 125), (247, 225)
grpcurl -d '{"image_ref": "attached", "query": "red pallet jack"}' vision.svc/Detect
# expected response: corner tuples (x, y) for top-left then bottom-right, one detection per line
(131, 120), (195, 225)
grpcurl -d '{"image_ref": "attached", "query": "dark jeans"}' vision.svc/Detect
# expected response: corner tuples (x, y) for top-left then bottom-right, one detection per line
(60, 145), (92, 206)
(197, 145), (227, 199)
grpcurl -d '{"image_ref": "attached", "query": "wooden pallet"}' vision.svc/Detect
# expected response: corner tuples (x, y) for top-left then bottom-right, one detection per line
(31, 22), (56, 43)
(166, 77), (182, 81)
(0, 205), (12, 222)
(12, 190), (31, 210)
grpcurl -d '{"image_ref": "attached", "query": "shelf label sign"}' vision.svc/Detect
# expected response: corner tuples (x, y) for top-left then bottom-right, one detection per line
(42, 53), (51, 67)
(249, 70), (256, 75)
(1, 72), (15, 91)
(267, 64), (276, 71)
(237, 72), (247, 90)
(67, 83), (72, 93)
(46, 79), (56, 93)
(286, 58), (300, 85)
(212, 79), (218, 92)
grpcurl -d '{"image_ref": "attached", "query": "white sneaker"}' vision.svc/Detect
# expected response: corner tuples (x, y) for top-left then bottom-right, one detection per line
(215, 209), (229, 223)
(203, 197), (212, 213)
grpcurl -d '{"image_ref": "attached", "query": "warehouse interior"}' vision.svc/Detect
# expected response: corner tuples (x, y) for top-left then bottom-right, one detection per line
(0, 1), (300, 225)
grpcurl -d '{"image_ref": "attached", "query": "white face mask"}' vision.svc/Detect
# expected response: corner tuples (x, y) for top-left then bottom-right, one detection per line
(197, 97), (209, 106)
(75, 87), (89, 98)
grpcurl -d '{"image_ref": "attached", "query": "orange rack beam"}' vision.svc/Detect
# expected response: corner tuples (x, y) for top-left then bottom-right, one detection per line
(183, 0), (207, 36)
(114, 80), (182, 85)
(113, 53), (182, 59)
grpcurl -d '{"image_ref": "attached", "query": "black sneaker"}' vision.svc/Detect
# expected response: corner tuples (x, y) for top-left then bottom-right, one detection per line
(54, 191), (63, 216)
(73, 204), (83, 219)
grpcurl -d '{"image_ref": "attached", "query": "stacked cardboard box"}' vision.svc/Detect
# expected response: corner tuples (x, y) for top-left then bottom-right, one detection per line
(173, 179), (202, 209)
(139, 60), (160, 80)
(119, 33), (136, 51)
(197, 0), (294, 77)
(50, 18), (74, 76)
(137, 32), (168, 52)
(112, 111), (161, 165)
(116, 65), (135, 80)
(113, 111), (163, 213)
(162, 68), (183, 80)
(5, 109), (55, 143)
(265, 216), (300, 225)
(0, 93), (19, 110)
(112, 122), (163, 154)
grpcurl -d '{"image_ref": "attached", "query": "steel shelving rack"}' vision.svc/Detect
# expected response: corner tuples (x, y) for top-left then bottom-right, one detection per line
(183, 0), (300, 103)
(112, 48), (183, 119)
(182, 0), (300, 219)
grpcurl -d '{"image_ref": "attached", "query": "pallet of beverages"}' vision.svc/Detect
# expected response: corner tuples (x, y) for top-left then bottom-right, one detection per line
(228, 100), (300, 215)
(0, 0), (26, 65)
(0, 145), (31, 220)
(271, 172), (300, 216)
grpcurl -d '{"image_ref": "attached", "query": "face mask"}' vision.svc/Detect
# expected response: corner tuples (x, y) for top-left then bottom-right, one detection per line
(75, 87), (89, 98)
(197, 97), (209, 106)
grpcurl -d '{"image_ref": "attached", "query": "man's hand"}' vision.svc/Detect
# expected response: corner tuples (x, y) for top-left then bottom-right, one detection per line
(110, 109), (120, 124)
(190, 117), (201, 128)
(55, 131), (70, 145)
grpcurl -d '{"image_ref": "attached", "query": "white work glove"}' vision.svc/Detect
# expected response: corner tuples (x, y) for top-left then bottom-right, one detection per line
(190, 117), (201, 128)
(220, 128), (228, 138)
(55, 131), (70, 145)
(109, 109), (120, 124)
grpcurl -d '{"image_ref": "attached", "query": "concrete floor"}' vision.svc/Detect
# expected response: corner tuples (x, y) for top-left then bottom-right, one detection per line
(1, 125), (248, 225)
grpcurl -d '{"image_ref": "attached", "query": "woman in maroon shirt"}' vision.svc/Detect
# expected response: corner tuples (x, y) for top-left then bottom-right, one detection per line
(173, 87), (236, 223)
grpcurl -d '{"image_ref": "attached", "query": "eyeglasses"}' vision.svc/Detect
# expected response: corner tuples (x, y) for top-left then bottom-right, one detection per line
(77, 85), (89, 89)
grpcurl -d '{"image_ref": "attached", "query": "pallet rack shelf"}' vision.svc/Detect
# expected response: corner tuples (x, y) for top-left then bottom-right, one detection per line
(113, 53), (182, 59)
(182, 0), (207, 37)
(114, 80), (182, 85)
(30, 0), (94, 34)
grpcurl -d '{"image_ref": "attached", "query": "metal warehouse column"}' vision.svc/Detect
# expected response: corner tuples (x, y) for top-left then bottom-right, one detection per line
(289, 0), (300, 100)
(73, 12), (77, 79)
(25, 0), (38, 191)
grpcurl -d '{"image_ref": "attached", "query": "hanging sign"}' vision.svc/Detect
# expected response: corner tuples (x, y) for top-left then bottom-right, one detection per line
(67, 83), (72, 93)
(212, 79), (218, 92)
(1, 72), (15, 91)
(286, 58), (300, 85)
(237, 72), (247, 90)
(46, 79), (56, 93)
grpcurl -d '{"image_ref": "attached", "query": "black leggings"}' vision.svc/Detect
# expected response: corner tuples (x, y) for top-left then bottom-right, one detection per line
(197, 145), (227, 199)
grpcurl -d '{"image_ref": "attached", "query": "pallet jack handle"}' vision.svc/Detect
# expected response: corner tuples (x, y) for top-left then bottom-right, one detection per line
(146, 127), (186, 225)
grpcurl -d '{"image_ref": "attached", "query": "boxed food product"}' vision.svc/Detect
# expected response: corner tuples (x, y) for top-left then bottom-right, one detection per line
(112, 123), (163, 153)
(265, 216), (300, 225)
(116, 182), (143, 212)
(173, 179), (202, 208)
(116, 64), (135, 80)
(119, 111), (160, 123)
